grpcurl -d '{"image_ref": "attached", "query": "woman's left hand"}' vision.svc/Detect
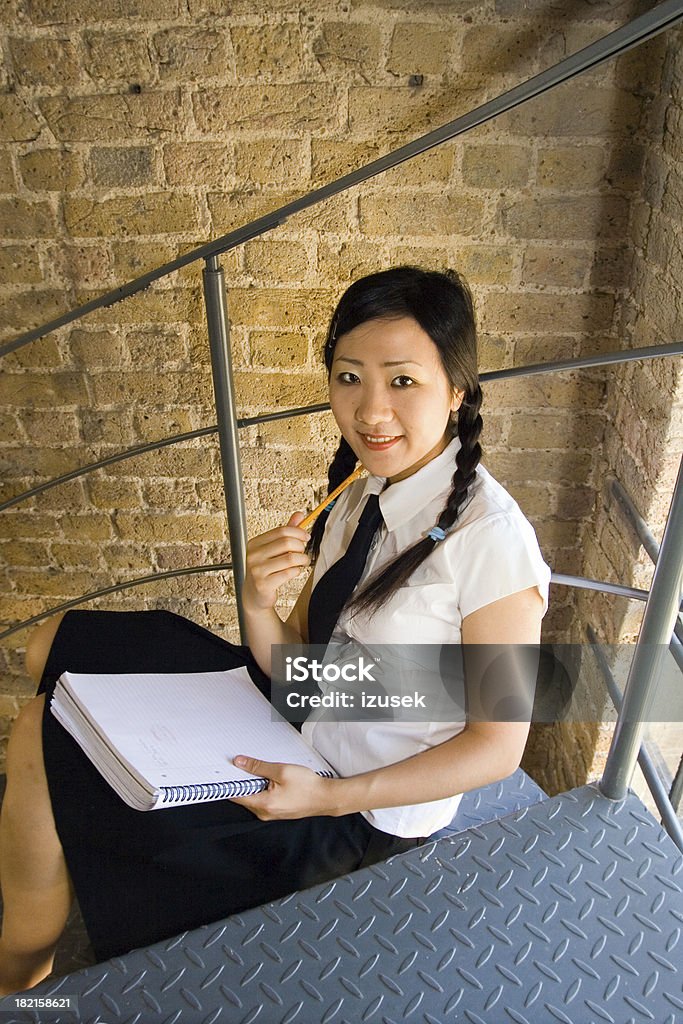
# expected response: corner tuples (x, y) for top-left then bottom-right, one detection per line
(230, 756), (338, 820)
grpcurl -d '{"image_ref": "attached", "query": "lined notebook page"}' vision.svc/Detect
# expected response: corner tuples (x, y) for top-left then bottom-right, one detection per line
(53, 667), (334, 809)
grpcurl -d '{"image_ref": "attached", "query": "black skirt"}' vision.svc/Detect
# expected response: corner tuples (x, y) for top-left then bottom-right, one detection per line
(39, 610), (418, 961)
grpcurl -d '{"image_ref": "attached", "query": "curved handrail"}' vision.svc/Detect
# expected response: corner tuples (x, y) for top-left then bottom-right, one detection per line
(2, 0), (682, 359)
(3, 344), (681, 514)
(0, 569), (656, 643)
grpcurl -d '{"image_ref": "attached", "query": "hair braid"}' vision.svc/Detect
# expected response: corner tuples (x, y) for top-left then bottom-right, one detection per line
(308, 436), (358, 559)
(437, 384), (483, 532)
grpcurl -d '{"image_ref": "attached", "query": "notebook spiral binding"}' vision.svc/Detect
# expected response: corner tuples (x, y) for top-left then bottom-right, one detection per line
(160, 771), (335, 805)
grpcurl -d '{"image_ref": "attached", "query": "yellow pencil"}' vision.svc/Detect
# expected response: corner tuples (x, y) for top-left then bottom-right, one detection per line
(299, 465), (365, 530)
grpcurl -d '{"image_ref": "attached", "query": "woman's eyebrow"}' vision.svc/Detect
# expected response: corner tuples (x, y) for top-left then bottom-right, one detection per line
(334, 357), (423, 367)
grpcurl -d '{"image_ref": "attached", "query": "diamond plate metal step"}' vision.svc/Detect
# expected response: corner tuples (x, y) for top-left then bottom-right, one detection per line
(3, 783), (682, 1024)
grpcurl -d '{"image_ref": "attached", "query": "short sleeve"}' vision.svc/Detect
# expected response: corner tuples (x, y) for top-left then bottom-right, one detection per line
(450, 511), (551, 620)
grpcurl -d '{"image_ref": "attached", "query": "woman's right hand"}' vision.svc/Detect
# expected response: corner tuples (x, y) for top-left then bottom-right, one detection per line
(242, 513), (311, 612)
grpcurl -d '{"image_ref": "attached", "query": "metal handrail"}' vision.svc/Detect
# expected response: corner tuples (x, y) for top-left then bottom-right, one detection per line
(2, 0), (682, 359)
(4, 343), (681, 514)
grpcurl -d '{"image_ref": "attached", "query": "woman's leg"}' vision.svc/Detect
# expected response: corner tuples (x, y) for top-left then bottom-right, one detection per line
(0, 616), (72, 994)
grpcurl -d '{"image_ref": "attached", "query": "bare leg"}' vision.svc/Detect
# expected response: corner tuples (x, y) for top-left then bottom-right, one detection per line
(0, 616), (73, 994)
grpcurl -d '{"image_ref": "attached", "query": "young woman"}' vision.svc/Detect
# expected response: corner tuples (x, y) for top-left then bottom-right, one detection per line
(0, 266), (550, 994)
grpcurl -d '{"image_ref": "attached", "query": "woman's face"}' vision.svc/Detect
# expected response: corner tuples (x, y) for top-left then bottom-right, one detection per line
(329, 316), (463, 483)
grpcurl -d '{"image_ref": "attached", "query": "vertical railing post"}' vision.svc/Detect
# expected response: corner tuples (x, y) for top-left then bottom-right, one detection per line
(202, 255), (248, 642)
(600, 456), (683, 800)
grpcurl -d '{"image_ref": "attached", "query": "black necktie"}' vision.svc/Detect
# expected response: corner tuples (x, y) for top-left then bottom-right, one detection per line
(308, 493), (383, 646)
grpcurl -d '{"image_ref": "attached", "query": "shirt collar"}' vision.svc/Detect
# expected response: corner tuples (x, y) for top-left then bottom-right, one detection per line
(347, 437), (461, 533)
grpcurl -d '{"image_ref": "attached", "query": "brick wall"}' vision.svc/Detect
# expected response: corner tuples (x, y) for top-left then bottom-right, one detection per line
(0, 0), (676, 788)
(523, 27), (683, 794)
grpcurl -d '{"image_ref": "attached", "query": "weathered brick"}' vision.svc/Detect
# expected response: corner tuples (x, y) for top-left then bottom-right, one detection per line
(2, 289), (66, 334)
(0, 413), (23, 443)
(40, 92), (183, 143)
(487, 449), (593, 485)
(387, 23), (451, 77)
(26, 0), (181, 22)
(590, 246), (632, 289)
(2, 512), (61, 540)
(316, 240), (384, 283)
(313, 22), (382, 78)
(312, 139), (453, 188)
(209, 190), (352, 236)
(0, 540), (51, 569)
(52, 243), (112, 290)
(485, 374), (606, 411)
(505, 85), (642, 137)
(485, 288), (614, 331)
(60, 513), (114, 541)
(452, 245), (515, 286)
(153, 27), (231, 79)
(462, 144), (531, 189)
(18, 149), (84, 191)
(101, 544), (153, 571)
(508, 411), (603, 450)
(115, 512), (225, 543)
(229, 288), (335, 332)
(0, 245), (43, 284)
(83, 30), (153, 83)
(0, 370), (86, 409)
(1, 336), (62, 371)
(233, 370), (326, 411)
(75, 286), (203, 327)
(125, 329), (187, 366)
(249, 331), (308, 369)
(349, 84), (480, 136)
(462, 24), (544, 74)
(51, 543), (103, 569)
(0, 197), (56, 238)
(234, 139), (307, 189)
(18, 409), (81, 444)
(89, 370), (213, 408)
(142, 478), (200, 508)
(502, 196), (629, 241)
(91, 147), (155, 188)
(109, 241), (177, 283)
(521, 247), (590, 288)
(80, 409), (134, 447)
(9, 36), (81, 88)
(68, 329), (127, 367)
(0, 94), (42, 142)
(232, 25), (304, 78)
(360, 192), (487, 237)
(0, 150), (15, 191)
(63, 193), (199, 238)
(193, 84), (339, 133)
(163, 143), (234, 187)
(244, 240), (309, 283)
(537, 146), (606, 190)
(132, 409), (195, 441)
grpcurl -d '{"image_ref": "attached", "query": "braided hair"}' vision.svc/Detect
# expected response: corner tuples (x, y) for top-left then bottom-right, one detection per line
(309, 265), (482, 614)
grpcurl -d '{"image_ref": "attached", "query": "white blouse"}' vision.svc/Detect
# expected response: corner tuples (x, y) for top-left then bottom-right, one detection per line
(301, 439), (551, 837)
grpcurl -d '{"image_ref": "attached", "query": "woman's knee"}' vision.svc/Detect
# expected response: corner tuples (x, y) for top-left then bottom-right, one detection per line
(25, 614), (65, 685)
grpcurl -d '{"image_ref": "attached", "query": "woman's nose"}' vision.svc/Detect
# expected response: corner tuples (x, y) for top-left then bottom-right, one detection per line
(356, 386), (393, 426)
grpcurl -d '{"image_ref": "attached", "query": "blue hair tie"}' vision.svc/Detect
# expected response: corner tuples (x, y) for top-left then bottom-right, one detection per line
(428, 526), (447, 542)
(324, 499), (337, 512)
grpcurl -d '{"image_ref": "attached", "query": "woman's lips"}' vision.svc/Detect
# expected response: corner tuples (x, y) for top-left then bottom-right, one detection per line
(359, 434), (402, 452)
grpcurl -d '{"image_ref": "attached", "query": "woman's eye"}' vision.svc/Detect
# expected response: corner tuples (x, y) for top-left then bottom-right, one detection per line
(337, 371), (360, 384)
(393, 375), (415, 387)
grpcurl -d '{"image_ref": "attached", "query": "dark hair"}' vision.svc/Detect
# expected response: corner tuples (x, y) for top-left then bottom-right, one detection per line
(309, 265), (482, 613)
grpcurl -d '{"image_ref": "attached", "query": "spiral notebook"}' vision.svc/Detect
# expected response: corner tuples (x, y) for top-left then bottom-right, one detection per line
(50, 667), (335, 811)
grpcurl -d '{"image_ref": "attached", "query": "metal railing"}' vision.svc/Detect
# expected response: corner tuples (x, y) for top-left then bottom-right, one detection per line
(1, 0), (683, 841)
